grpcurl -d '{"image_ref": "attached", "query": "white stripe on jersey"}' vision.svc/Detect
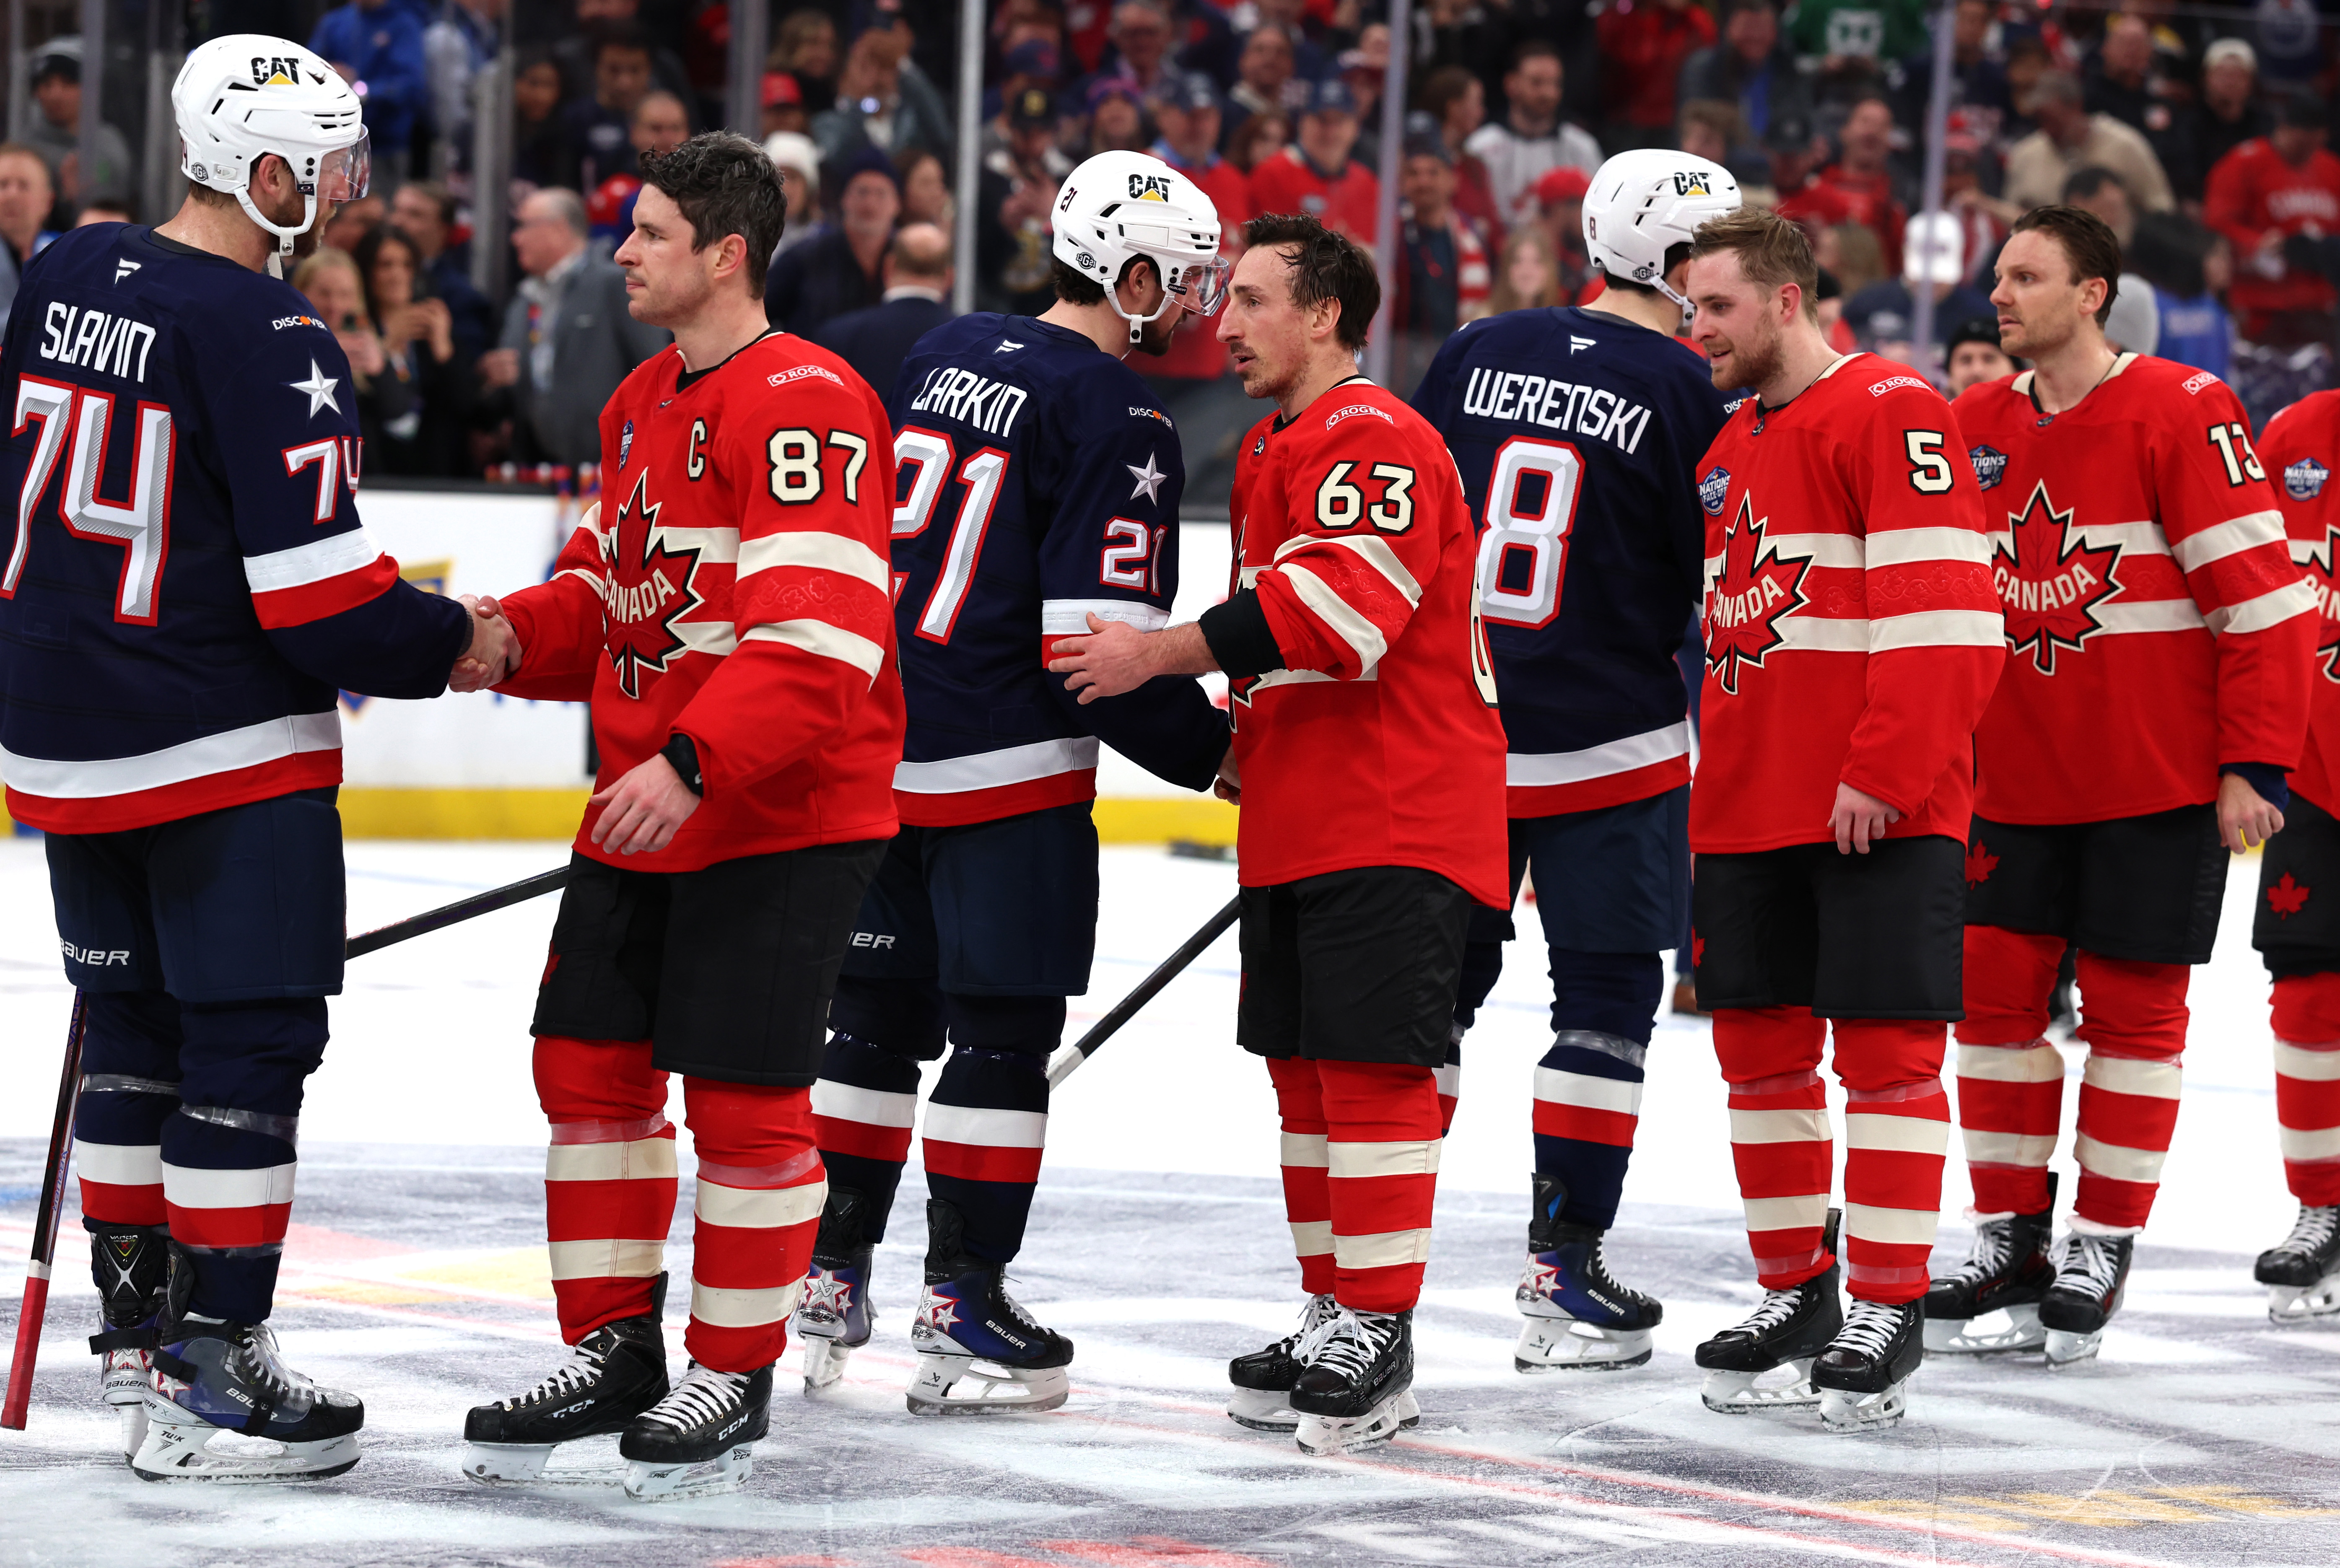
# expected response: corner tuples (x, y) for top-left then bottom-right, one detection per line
(242, 527), (384, 592)
(0, 711), (339, 798)
(892, 736), (1101, 793)
(1507, 721), (1690, 788)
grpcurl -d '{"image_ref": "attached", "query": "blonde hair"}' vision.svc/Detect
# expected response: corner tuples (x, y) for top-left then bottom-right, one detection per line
(1691, 206), (1821, 321)
(291, 248), (370, 329)
(1487, 226), (1562, 314)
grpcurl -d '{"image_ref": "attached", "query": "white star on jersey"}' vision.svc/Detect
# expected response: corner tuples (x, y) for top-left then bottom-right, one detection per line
(288, 360), (342, 417)
(1127, 452), (1167, 503)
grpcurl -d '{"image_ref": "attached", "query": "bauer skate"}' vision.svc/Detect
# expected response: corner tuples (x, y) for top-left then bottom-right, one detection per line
(619, 1362), (770, 1501)
(1226, 1293), (1337, 1431)
(2257, 1204), (2340, 1325)
(2039, 1231), (2133, 1368)
(461, 1275), (669, 1485)
(797, 1188), (876, 1394)
(906, 1200), (1074, 1414)
(1813, 1300), (1922, 1433)
(86, 1223), (169, 1459)
(1923, 1175), (2057, 1355)
(1696, 1209), (1842, 1414)
(1514, 1175), (1662, 1372)
(135, 1319), (363, 1483)
(1290, 1306), (1419, 1456)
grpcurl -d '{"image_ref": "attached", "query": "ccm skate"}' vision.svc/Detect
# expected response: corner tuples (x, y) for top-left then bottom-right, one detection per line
(2257, 1204), (2340, 1325)
(1696, 1209), (1843, 1413)
(1923, 1174), (2057, 1354)
(462, 1275), (670, 1485)
(1290, 1306), (1419, 1455)
(1813, 1299), (1923, 1432)
(2039, 1231), (2133, 1367)
(619, 1363), (772, 1500)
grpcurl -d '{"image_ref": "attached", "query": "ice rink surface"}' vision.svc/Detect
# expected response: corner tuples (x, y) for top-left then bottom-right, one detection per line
(3, 836), (2339, 1567)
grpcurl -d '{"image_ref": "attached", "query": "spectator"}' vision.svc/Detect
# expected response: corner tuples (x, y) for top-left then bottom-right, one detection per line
(511, 49), (571, 189)
(1249, 78), (1378, 243)
(1227, 24), (1305, 130)
(1776, 95), (1907, 272)
(310, 0), (429, 194)
(552, 0), (695, 117)
(1896, 0), (2011, 148)
(1677, 0), (1811, 145)
(1598, 0), (1716, 153)
(769, 145), (900, 333)
(896, 147), (953, 231)
(1097, 0), (1178, 96)
(292, 249), (420, 456)
(1486, 224), (1565, 313)
(1678, 100), (1747, 168)
(1142, 72), (1248, 392)
(1760, 111), (1826, 205)
(0, 147), (60, 331)
(23, 38), (131, 208)
(812, 221), (953, 399)
(2253, 0), (2325, 98)
(1336, 29), (1393, 145)
(812, 21), (955, 168)
(389, 180), (497, 363)
(1814, 219), (1884, 298)
(1530, 166), (1601, 300)
(974, 86), (1070, 315)
(2169, 39), (2273, 207)
(588, 90), (691, 247)
(1940, 113), (2012, 276)
(2000, 35), (2052, 147)
(773, 8), (841, 115)
(2062, 165), (2135, 248)
(2207, 96), (2340, 348)
(1394, 138), (1492, 340)
(1418, 65), (1505, 247)
(352, 224), (472, 477)
(1842, 210), (1992, 354)
(2003, 70), (2173, 216)
(1788, 0), (1928, 79)
(1465, 41), (1603, 236)
(2128, 212), (2234, 379)
(423, 0), (504, 155)
(1252, 0), (1336, 83)
(561, 25), (658, 193)
(322, 194), (388, 257)
(1225, 111), (1290, 176)
(1088, 79), (1149, 156)
(2101, 272), (2161, 357)
(2084, 16), (2174, 143)
(762, 73), (810, 140)
(478, 187), (667, 466)
(1944, 316), (2016, 395)
(979, 39), (1064, 163)
(765, 131), (822, 252)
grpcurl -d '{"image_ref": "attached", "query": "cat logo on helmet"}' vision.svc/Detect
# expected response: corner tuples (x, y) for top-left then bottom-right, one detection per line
(1127, 172), (1174, 201)
(250, 55), (304, 86)
(1672, 171), (1715, 197)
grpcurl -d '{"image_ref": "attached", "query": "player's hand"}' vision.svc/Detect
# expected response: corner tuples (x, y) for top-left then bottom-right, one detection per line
(1049, 613), (1157, 703)
(1213, 746), (1240, 804)
(449, 595), (519, 692)
(1830, 783), (1900, 855)
(478, 347), (521, 389)
(589, 754), (701, 857)
(2219, 771), (2285, 855)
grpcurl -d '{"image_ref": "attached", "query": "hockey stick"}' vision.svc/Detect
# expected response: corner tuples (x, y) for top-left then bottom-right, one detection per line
(1045, 894), (1240, 1088)
(2, 864), (571, 1430)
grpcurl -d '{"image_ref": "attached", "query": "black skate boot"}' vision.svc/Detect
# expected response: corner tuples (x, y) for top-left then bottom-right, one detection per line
(2257, 1204), (2340, 1325)
(462, 1273), (670, 1485)
(1289, 1307), (1418, 1455)
(1695, 1209), (1844, 1414)
(1812, 1300), (1923, 1432)
(796, 1187), (876, 1394)
(1226, 1292), (1336, 1431)
(1922, 1173), (2057, 1354)
(2039, 1231), (2133, 1367)
(86, 1222), (169, 1459)
(619, 1362), (772, 1501)
(1515, 1173), (1663, 1373)
(908, 1200), (1074, 1414)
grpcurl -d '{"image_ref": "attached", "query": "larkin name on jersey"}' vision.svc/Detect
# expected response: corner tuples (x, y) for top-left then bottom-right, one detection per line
(2260, 389), (2340, 814)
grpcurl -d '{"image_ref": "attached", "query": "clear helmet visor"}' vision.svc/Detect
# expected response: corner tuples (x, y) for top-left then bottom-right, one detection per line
(316, 134), (370, 204)
(1174, 253), (1233, 317)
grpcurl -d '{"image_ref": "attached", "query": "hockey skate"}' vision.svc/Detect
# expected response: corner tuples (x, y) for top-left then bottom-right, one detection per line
(797, 1188), (876, 1394)
(906, 1200), (1074, 1414)
(86, 1223), (169, 1459)
(1922, 1175), (2057, 1354)
(1813, 1300), (1922, 1433)
(134, 1319), (363, 1482)
(1514, 1176), (1662, 1372)
(1226, 1293), (1337, 1430)
(1696, 1210), (1843, 1414)
(460, 1275), (670, 1485)
(619, 1363), (770, 1501)
(2038, 1231), (2134, 1368)
(1289, 1306), (1419, 1456)
(2257, 1204), (2340, 1325)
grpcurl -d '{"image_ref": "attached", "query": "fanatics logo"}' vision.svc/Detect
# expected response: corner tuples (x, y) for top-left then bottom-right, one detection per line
(2270, 873), (2312, 918)
(601, 473), (705, 699)
(1704, 496), (1809, 695)
(1697, 467), (1730, 516)
(1993, 482), (2121, 676)
(2288, 457), (2331, 501)
(1969, 445), (2008, 491)
(1964, 841), (1999, 886)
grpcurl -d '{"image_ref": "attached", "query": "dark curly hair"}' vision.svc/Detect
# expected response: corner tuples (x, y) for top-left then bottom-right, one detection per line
(637, 132), (789, 297)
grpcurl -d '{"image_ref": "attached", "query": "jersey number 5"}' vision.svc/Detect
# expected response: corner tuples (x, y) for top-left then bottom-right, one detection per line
(1474, 436), (1583, 629)
(5, 376), (174, 624)
(892, 425), (1009, 644)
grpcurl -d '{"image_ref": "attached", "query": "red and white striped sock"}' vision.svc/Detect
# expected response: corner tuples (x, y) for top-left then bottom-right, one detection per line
(1837, 1021), (1950, 1305)
(1715, 1006), (1833, 1289)
(682, 1079), (826, 1372)
(2273, 972), (2340, 1206)
(2070, 954), (2189, 1232)
(1319, 1059), (1442, 1313)
(1956, 925), (2069, 1216)
(1266, 1056), (1335, 1297)
(534, 1036), (677, 1341)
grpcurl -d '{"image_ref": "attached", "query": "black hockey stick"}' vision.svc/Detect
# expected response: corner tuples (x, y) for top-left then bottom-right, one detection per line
(2, 864), (570, 1431)
(1045, 894), (1240, 1088)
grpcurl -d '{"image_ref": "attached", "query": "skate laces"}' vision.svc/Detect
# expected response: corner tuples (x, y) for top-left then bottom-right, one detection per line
(641, 1365), (753, 1431)
(2277, 1205), (2340, 1258)
(501, 1336), (615, 1410)
(1729, 1286), (1807, 1338)
(1834, 1299), (1904, 1358)
(1301, 1307), (1395, 1381)
(1948, 1216), (2018, 1284)
(2057, 1233), (2123, 1292)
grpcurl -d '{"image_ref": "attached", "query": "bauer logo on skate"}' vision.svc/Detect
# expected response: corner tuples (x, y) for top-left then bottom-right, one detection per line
(1992, 482), (2120, 676)
(1703, 497), (1809, 694)
(599, 474), (706, 699)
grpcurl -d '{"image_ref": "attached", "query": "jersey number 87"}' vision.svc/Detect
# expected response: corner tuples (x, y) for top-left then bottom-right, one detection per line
(1472, 436), (1583, 630)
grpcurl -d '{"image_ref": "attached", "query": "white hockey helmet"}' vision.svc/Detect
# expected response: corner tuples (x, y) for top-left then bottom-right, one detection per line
(1051, 150), (1230, 344)
(174, 36), (370, 273)
(1582, 148), (1742, 309)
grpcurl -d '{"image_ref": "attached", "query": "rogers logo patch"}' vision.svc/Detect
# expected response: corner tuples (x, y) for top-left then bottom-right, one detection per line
(770, 365), (846, 388)
(1324, 402), (1395, 430)
(2183, 371), (2218, 394)
(1870, 376), (1931, 396)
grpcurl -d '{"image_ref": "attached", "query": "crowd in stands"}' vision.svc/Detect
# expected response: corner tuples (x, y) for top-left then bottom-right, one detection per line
(5, 1), (2339, 476)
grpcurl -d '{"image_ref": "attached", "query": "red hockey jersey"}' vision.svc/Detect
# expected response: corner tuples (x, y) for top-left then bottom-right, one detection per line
(1690, 353), (2003, 854)
(495, 333), (905, 871)
(2206, 138), (2340, 320)
(2257, 390), (2340, 814)
(1222, 378), (1507, 905)
(1957, 355), (2314, 824)
(1247, 146), (1381, 245)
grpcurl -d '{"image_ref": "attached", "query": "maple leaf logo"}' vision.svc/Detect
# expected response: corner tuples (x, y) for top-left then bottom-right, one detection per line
(1704, 496), (1810, 695)
(2269, 872), (2313, 919)
(2299, 524), (2340, 684)
(1964, 840), (1999, 886)
(600, 472), (704, 699)
(1995, 482), (2122, 676)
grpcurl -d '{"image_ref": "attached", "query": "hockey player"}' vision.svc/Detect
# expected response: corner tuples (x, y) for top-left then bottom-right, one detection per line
(454, 135), (904, 1499)
(2252, 388), (2340, 1324)
(1932, 206), (2315, 1366)
(1052, 214), (1509, 1453)
(0, 37), (510, 1479)
(1682, 208), (2004, 1431)
(1411, 148), (1739, 1374)
(796, 149), (1232, 1414)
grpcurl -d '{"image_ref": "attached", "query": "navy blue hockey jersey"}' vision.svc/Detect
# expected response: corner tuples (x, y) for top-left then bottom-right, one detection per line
(1412, 305), (1732, 817)
(886, 313), (1226, 824)
(0, 225), (470, 833)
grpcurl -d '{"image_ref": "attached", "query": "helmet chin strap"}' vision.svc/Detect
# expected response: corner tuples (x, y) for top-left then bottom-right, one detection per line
(234, 185), (316, 279)
(1110, 281), (1180, 346)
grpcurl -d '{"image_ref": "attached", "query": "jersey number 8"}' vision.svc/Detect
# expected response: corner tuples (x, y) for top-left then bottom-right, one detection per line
(1473, 436), (1584, 630)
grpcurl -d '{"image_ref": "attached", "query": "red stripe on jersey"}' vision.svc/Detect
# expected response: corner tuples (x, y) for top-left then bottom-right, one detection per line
(1507, 753), (1689, 818)
(895, 768), (1095, 827)
(4, 749), (342, 835)
(247, 554), (400, 629)
(166, 1200), (293, 1249)
(921, 1138), (1045, 1183)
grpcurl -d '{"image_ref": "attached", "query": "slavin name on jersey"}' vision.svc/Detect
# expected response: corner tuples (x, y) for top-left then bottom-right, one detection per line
(1458, 366), (1653, 455)
(905, 366), (1031, 438)
(39, 302), (159, 384)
